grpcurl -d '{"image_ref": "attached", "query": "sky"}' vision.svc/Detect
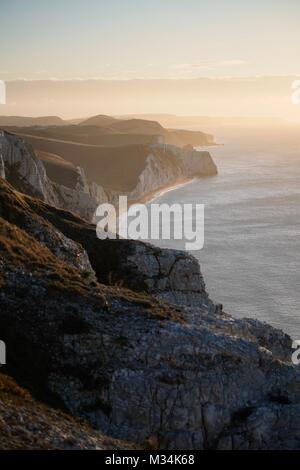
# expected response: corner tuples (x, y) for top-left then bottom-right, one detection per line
(1, 0), (300, 80)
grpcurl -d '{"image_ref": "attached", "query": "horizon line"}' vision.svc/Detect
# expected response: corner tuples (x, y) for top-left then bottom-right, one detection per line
(3, 75), (300, 83)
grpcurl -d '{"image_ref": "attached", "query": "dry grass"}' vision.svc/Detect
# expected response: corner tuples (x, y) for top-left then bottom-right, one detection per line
(0, 373), (135, 450)
(0, 218), (94, 298)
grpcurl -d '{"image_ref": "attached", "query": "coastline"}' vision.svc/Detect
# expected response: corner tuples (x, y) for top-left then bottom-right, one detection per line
(133, 177), (197, 206)
(116, 177), (197, 233)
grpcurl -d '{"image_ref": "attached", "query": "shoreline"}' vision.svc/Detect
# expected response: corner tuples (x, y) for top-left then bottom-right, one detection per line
(116, 177), (197, 232)
(133, 177), (197, 206)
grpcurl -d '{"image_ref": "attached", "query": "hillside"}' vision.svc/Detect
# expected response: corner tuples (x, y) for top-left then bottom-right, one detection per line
(0, 131), (217, 210)
(4, 124), (162, 146)
(1, 113), (215, 147)
(0, 174), (300, 450)
(116, 114), (286, 131)
(0, 115), (66, 127)
(0, 131), (217, 223)
(36, 150), (80, 188)
(107, 117), (165, 135)
(0, 373), (134, 450)
(78, 115), (215, 145)
(78, 114), (120, 127)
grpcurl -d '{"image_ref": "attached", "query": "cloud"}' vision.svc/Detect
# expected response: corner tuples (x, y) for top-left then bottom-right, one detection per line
(217, 60), (248, 66)
(171, 59), (249, 74)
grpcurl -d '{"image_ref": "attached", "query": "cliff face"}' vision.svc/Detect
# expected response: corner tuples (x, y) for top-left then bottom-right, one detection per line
(0, 131), (217, 222)
(1, 177), (300, 450)
(124, 144), (217, 204)
(0, 175), (212, 309)
(0, 131), (107, 221)
(0, 373), (133, 450)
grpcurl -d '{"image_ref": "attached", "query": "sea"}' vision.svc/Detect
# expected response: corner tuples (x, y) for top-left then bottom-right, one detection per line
(146, 125), (300, 339)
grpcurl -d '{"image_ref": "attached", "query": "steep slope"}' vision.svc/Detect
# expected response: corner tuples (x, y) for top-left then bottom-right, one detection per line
(0, 373), (134, 450)
(36, 149), (80, 188)
(0, 177), (211, 308)
(0, 130), (217, 221)
(1, 177), (300, 450)
(0, 131), (108, 221)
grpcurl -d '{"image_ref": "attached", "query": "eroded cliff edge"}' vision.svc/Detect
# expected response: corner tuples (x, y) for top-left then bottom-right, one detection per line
(0, 131), (217, 222)
(1, 176), (300, 450)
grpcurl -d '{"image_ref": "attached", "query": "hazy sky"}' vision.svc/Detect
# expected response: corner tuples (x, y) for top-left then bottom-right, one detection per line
(1, 0), (300, 80)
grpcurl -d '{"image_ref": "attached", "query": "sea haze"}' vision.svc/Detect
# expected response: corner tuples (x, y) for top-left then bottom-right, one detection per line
(147, 125), (300, 338)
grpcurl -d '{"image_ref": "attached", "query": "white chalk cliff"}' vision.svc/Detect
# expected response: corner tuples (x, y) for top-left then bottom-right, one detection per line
(0, 131), (108, 220)
(0, 132), (217, 222)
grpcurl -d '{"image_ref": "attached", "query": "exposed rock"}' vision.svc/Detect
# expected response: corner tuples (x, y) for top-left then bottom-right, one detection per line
(0, 131), (107, 221)
(0, 178), (94, 275)
(114, 144), (217, 205)
(0, 133), (216, 308)
(0, 153), (5, 179)
(0, 373), (135, 450)
(219, 404), (300, 450)
(1, 177), (300, 450)
(23, 187), (212, 308)
(0, 131), (217, 223)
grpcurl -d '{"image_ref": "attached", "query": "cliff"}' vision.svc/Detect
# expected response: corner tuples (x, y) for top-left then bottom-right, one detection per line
(122, 144), (216, 204)
(0, 131), (217, 222)
(0, 131), (109, 221)
(1, 176), (300, 450)
(0, 373), (134, 450)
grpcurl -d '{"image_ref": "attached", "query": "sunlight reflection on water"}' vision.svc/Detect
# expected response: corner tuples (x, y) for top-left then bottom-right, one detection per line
(146, 127), (300, 338)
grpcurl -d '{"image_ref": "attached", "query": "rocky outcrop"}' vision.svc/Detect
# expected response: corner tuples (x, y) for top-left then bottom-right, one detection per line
(0, 373), (134, 450)
(161, 144), (217, 177)
(24, 190), (212, 308)
(1, 177), (300, 450)
(0, 131), (108, 221)
(124, 144), (217, 204)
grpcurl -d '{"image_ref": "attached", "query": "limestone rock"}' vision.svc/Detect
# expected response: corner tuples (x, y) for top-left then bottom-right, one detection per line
(24, 192), (212, 308)
(0, 131), (108, 221)
(0, 177), (300, 450)
(0, 373), (134, 450)
(0, 131), (217, 224)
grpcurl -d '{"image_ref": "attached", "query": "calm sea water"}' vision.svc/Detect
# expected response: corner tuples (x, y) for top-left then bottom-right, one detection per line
(147, 126), (300, 338)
